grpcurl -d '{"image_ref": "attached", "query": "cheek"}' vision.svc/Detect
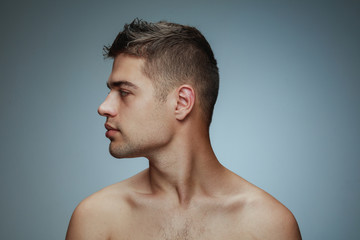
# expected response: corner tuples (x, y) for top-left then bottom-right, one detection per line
(128, 100), (174, 137)
(124, 107), (160, 133)
(153, 107), (174, 134)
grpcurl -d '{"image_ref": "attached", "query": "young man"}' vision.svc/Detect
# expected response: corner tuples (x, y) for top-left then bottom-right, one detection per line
(66, 19), (301, 239)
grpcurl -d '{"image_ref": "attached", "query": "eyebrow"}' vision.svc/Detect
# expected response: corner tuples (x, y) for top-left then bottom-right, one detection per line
(106, 80), (138, 90)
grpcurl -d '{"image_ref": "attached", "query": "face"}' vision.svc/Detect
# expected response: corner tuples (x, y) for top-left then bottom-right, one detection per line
(98, 54), (174, 159)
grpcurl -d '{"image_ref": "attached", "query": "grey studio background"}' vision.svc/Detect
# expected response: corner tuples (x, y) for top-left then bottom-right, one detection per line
(0, 0), (359, 239)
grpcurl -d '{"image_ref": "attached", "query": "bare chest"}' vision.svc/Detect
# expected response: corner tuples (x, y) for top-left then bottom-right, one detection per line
(110, 208), (252, 240)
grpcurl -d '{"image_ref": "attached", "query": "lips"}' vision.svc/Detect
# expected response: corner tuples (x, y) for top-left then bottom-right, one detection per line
(105, 123), (117, 131)
(105, 123), (120, 138)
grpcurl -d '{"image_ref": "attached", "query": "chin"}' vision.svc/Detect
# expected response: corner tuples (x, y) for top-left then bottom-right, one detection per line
(108, 144), (143, 159)
(108, 137), (166, 159)
(109, 145), (127, 159)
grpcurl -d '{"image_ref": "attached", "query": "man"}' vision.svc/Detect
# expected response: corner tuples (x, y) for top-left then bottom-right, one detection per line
(66, 19), (301, 239)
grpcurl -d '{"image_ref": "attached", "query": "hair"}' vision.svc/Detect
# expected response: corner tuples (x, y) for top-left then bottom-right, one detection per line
(103, 18), (219, 126)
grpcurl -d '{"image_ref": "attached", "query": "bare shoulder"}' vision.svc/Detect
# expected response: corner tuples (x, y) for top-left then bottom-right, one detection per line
(231, 177), (302, 240)
(66, 170), (148, 240)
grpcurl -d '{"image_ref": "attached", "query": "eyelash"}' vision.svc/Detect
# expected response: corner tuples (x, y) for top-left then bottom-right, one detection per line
(107, 90), (129, 97)
(119, 90), (129, 97)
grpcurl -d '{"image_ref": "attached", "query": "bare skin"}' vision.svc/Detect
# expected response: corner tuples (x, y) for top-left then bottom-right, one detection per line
(66, 54), (301, 240)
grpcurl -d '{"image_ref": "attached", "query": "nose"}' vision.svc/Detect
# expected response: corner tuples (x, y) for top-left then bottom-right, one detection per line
(98, 92), (117, 117)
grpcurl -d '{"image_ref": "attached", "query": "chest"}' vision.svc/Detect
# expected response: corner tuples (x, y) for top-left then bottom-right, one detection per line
(110, 209), (250, 240)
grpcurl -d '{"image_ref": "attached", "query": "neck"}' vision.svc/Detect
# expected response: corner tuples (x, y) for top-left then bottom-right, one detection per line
(146, 127), (227, 206)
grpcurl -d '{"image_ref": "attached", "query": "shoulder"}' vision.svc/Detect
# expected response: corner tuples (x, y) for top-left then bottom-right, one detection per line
(66, 171), (147, 240)
(66, 184), (130, 240)
(234, 182), (301, 240)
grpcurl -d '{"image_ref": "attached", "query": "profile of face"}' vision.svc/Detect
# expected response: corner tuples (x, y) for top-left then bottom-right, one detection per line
(98, 54), (175, 159)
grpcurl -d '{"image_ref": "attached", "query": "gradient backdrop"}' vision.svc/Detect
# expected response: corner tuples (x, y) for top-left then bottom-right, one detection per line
(1, 0), (359, 239)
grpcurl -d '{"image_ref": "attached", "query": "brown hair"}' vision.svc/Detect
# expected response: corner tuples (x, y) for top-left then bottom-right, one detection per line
(103, 18), (219, 126)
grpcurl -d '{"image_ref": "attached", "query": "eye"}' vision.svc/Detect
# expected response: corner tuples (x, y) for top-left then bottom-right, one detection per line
(119, 90), (129, 97)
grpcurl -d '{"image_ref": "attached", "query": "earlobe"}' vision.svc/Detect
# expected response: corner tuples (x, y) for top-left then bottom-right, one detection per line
(175, 85), (195, 121)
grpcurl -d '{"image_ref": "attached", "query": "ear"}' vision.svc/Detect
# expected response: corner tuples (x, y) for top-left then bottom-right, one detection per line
(175, 85), (195, 121)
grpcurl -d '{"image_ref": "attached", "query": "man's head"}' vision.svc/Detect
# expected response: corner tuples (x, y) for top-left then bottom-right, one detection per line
(103, 18), (219, 126)
(99, 54), (176, 158)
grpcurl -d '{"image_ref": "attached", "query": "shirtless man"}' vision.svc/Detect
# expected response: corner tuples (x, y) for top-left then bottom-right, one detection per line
(66, 19), (301, 240)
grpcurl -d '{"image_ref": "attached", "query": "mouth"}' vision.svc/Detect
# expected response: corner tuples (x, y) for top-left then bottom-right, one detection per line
(105, 123), (120, 138)
(105, 123), (117, 131)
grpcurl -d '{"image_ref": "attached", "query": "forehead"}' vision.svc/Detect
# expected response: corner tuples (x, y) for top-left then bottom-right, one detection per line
(108, 54), (152, 88)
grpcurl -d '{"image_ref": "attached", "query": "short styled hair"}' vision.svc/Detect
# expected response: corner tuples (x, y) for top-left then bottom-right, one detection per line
(103, 18), (219, 126)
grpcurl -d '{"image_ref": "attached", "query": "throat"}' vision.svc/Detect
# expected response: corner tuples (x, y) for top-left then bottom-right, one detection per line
(146, 135), (225, 206)
(174, 184), (195, 207)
